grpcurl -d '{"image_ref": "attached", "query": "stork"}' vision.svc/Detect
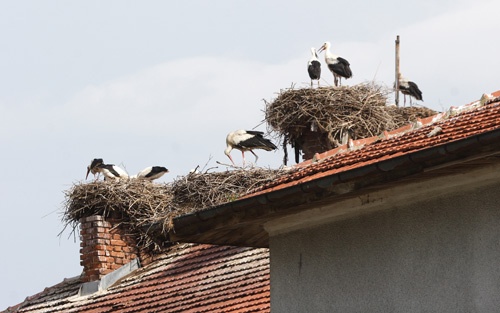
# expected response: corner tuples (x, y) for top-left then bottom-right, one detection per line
(398, 76), (423, 106)
(96, 163), (129, 181)
(317, 41), (352, 87)
(132, 166), (169, 181)
(307, 47), (321, 87)
(86, 158), (104, 180)
(224, 130), (277, 166)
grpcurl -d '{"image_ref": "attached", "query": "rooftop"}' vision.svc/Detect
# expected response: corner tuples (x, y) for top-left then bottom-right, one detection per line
(4, 244), (270, 313)
(6, 89), (500, 313)
(169, 90), (500, 247)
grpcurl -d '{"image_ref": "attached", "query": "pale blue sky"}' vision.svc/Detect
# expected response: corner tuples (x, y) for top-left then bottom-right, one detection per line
(1, 0), (499, 309)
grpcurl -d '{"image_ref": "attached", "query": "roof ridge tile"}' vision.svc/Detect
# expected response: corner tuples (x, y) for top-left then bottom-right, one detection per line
(249, 91), (500, 194)
(294, 91), (500, 167)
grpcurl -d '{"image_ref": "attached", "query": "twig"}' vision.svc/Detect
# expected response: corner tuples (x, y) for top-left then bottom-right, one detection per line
(216, 160), (241, 168)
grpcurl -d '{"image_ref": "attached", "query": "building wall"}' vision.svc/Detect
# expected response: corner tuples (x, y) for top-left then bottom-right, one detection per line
(269, 181), (500, 313)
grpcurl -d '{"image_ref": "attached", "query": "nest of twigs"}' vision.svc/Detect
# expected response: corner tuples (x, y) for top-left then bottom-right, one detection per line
(62, 168), (292, 251)
(171, 169), (287, 210)
(63, 179), (175, 251)
(265, 83), (437, 160)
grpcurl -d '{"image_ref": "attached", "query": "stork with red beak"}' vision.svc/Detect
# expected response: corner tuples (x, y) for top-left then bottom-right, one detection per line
(398, 76), (423, 106)
(317, 41), (352, 87)
(224, 130), (277, 166)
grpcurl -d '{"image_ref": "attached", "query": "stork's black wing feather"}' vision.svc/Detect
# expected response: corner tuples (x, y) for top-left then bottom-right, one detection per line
(245, 130), (264, 136)
(145, 166), (168, 178)
(408, 81), (423, 101)
(308, 60), (321, 80)
(99, 164), (121, 177)
(336, 57), (350, 66)
(329, 57), (352, 79)
(237, 134), (277, 151)
(90, 158), (104, 169)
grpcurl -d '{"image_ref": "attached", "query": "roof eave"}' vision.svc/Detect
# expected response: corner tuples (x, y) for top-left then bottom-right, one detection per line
(168, 127), (500, 248)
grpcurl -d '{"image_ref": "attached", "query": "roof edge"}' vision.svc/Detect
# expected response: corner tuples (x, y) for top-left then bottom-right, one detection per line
(169, 126), (500, 246)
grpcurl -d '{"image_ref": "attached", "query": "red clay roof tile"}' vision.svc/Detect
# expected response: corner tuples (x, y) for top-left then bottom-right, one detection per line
(8, 92), (500, 313)
(245, 93), (500, 198)
(6, 244), (269, 313)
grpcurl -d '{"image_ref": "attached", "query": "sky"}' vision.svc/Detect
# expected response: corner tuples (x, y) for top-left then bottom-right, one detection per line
(1, 0), (500, 309)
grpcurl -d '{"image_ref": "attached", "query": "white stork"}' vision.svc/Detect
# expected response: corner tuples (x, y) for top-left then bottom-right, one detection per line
(398, 76), (423, 106)
(317, 41), (352, 87)
(132, 166), (169, 181)
(224, 130), (277, 166)
(307, 47), (321, 88)
(95, 163), (129, 181)
(86, 158), (104, 180)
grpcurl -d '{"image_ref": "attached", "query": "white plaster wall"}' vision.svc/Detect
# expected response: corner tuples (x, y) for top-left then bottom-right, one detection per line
(270, 181), (500, 313)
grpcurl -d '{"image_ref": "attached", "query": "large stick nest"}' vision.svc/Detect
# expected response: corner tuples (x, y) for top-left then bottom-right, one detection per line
(170, 169), (287, 210)
(62, 168), (292, 252)
(265, 83), (437, 149)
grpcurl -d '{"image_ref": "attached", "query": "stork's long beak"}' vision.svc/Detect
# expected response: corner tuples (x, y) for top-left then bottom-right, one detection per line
(317, 45), (325, 53)
(85, 166), (91, 180)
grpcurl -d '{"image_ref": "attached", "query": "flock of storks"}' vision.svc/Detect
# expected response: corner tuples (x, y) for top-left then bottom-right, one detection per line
(85, 128), (277, 182)
(85, 41), (424, 181)
(85, 128), (278, 182)
(308, 41), (423, 105)
(85, 158), (169, 182)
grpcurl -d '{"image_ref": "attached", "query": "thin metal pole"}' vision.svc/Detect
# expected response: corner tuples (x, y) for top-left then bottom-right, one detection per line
(395, 35), (400, 107)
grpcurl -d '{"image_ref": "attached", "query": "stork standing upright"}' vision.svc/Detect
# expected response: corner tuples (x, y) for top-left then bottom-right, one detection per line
(224, 130), (277, 166)
(132, 166), (169, 181)
(86, 158), (104, 180)
(398, 76), (423, 106)
(317, 41), (352, 87)
(307, 47), (321, 87)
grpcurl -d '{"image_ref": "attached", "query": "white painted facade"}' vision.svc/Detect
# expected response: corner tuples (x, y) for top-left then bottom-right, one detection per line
(267, 162), (500, 312)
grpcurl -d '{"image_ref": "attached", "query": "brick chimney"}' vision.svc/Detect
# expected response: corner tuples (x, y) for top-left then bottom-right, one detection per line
(300, 129), (334, 161)
(79, 215), (139, 282)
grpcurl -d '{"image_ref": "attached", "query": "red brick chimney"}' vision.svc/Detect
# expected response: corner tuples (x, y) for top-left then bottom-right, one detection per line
(79, 215), (139, 282)
(300, 129), (334, 161)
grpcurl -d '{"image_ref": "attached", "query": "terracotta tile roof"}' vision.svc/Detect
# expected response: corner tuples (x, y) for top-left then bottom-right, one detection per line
(169, 90), (500, 247)
(246, 91), (500, 197)
(4, 244), (270, 313)
(6, 91), (499, 313)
